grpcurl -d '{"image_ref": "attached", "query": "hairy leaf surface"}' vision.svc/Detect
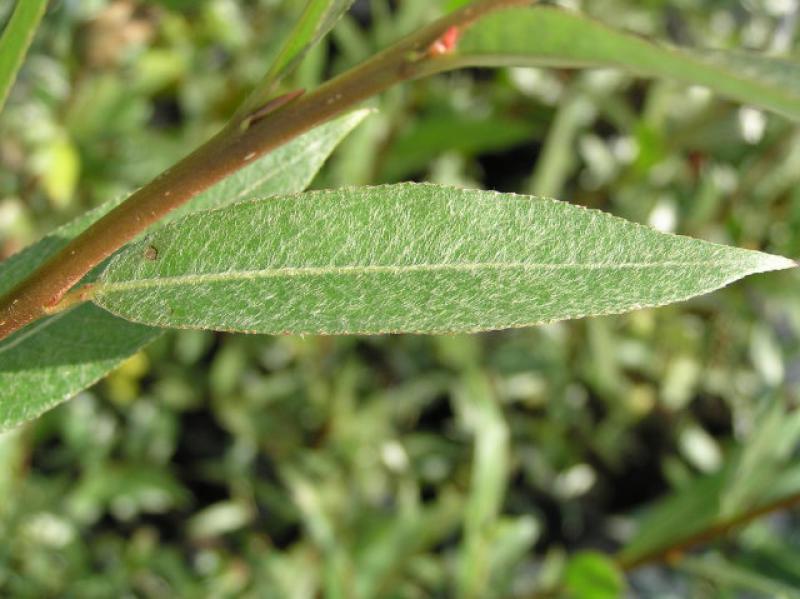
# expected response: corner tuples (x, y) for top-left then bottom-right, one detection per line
(0, 111), (368, 431)
(453, 6), (800, 120)
(93, 184), (794, 334)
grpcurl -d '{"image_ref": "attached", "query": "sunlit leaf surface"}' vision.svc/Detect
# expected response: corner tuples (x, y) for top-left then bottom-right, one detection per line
(0, 111), (369, 431)
(453, 6), (800, 120)
(94, 184), (795, 334)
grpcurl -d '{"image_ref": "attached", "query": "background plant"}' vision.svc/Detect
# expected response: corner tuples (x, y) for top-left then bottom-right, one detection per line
(1, 0), (800, 597)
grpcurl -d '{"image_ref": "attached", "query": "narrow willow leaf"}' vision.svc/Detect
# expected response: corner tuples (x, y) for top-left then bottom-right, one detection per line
(170, 109), (371, 219)
(0, 200), (159, 433)
(0, 0), (48, 112)
(0, 111), (368, 431)
(452, 7), (800, 120)
(243, 0), (355, 111)
(0, 306), (158, 432)
(271, 0), (354, 78)
(93, 184), (795, 335)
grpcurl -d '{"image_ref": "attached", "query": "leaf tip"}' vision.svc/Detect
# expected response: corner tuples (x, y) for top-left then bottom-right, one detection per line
(758, 253), (798, 273)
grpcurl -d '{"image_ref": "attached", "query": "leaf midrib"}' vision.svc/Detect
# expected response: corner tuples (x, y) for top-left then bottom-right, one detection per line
(0, 311), (70, 355)
(97, 260), (748, 294)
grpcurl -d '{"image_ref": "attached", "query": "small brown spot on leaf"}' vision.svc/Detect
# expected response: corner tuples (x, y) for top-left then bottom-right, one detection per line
(144, 245), (159, 261)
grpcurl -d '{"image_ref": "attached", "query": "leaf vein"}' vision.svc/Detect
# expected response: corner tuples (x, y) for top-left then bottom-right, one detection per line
(97, 260), (744, 294)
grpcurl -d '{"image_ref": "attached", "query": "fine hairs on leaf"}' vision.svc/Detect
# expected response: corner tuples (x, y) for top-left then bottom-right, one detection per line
(0, 0), (796, 459)
(3, 0), (800, 342)
(90, 184), (794, 335)
(0, 110), (371, 432)
(0, 0), (532, 341)
(2, 0), (800, 592)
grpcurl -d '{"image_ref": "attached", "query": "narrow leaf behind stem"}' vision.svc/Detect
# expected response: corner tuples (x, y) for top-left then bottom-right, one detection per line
(434, 6), (800, 120)
(91, 184), (795, 335)
(0, 0), (48, 113)
(239, 0), (356, 116)
(0, 111), (369, 432)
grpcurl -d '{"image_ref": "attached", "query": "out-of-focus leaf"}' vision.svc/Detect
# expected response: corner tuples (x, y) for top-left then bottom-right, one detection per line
(0, 112), (369, 431)
(187, 500), (255, 540)
(243, 0), (355, 111)
(0, 0), (48, 112)
(380, 113), (540, 182)
(455, 370), (511, 598)
(67, 464), (189, 524)
(354, 493), (465, 598)
(528, 89), (595, 197)
(619, 472), (725, 567)
(450, 6), (800, 120)
(486, 516), (540, 590)
(619, 462), (800, 568)
(34, 133), (81, 210)
(93, 183), (794, 334)
(563, 552), (625, 599)
(679, 555), (800, 598)
(721, 397), (800, 517)
(734, 539), (800, 589)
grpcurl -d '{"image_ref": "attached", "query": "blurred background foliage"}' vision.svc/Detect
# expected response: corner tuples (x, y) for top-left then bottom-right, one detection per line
(1, 0), (800, 597)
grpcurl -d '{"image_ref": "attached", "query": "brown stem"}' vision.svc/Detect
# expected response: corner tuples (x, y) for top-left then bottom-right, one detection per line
(0, 0), (535, 341)
(617, 490), (800, 572)
(525, 490), (800, 599)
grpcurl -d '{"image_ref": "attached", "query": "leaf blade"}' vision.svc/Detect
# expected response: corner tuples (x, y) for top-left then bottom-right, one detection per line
(0, 112), (369, 431)
(452, 6), (800, 120)
(0, 0), (48, 113)
(242, 0), (355, 113)
(0, 305), (158, 432)
(93, 184), (795, 335)
(170, 109), (371, 218)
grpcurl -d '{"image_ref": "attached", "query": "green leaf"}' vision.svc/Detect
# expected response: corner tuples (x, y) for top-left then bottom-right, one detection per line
(564, 552), (625, 599)
(0, 0), (48, 113)
(0, 306), (158, 433)
(380, 112), (540, 182)
(452, 6), (800, 120)
(92, 183), (795, 335)
(721, 396), (800, 517)
(0, 111), (369, 431)
(68, 463), (190, 523)
(456, 370), (511, 597)
(618, 469), (726, 568)
(679, 555), (800, 598)
(619, 461), (800, 569)
(244, 0), (355, 111)
(170, 109), (371, 219)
